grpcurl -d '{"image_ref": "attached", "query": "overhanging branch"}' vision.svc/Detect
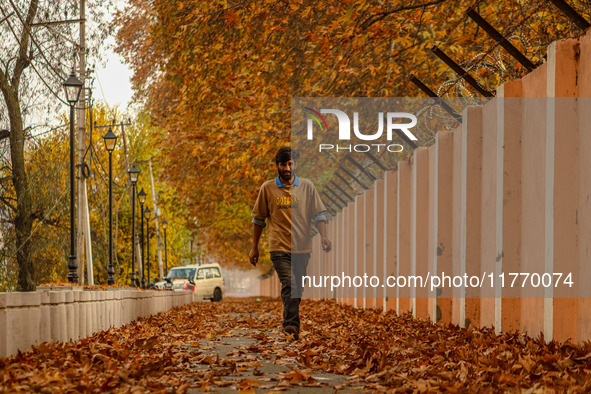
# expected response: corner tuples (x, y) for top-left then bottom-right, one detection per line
(359, 0), (446, 31)
(0, 196), (17, 212)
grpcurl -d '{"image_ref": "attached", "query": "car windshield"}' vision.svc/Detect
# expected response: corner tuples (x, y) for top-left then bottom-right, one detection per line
(166, 268), (196, 279)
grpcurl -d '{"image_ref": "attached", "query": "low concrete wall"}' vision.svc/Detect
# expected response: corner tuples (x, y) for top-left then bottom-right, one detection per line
(0, 288), (195, 358)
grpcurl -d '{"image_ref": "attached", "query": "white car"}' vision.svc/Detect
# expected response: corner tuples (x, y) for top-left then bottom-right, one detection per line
(156, 264), (225, 302)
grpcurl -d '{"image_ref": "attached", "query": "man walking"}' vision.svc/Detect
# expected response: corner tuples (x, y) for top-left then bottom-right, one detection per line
(249, 147), (331, 340)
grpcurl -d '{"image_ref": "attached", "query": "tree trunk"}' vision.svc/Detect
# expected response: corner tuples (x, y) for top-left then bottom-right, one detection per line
(0, 0), (39, 291)
(4, 88), (34, 291)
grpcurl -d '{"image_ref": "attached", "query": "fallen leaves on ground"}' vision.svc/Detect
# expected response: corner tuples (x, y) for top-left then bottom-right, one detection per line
(1, 297), (590, 392)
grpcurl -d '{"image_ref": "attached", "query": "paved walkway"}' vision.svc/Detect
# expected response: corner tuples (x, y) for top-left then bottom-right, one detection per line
(186, 312), (361, 393)
(2, 297), (590, 392)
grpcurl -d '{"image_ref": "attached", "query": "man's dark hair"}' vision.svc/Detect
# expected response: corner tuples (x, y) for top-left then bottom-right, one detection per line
(275, 147), (299, 164)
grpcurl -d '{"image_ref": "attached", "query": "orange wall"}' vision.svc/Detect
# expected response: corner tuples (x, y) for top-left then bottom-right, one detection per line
(260, 32), (591, 343)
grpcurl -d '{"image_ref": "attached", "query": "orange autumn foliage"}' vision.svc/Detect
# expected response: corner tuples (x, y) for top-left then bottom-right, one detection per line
(114, 0), (589, 268)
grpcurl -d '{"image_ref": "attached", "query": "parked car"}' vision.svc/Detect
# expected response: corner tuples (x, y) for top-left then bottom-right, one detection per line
(154, 264), (225, 302)
(154, 266), (194, 291)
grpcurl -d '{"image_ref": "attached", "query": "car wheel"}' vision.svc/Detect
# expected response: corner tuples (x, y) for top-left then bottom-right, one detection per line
(213, 287), (222, 302)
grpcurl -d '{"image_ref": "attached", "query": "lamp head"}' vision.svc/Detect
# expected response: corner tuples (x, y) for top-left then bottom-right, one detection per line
(62, 71), (83, 105)
(138, 188), (147, 205)
(128, 164), (140, 184)
(102, 127), (118, 152)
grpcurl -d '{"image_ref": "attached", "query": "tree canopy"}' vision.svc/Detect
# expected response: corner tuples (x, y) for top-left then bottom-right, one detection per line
(114, 0), (590, 269)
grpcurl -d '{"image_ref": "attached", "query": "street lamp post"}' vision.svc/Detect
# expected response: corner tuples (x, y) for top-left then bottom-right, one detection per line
(103, 127), (118, 285)
(162, 219), (168, 277)
(128, 164), (140, 286)
(138, 188), (147, 288)
(144, 207), (151, 286)
(62, 71), (83, 283)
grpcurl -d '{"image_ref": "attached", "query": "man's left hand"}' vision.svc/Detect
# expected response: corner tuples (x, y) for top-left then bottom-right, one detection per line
(321, 237), (332, 253)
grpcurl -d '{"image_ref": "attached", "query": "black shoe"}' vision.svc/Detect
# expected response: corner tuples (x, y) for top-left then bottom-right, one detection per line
(283, 326), (299, 340)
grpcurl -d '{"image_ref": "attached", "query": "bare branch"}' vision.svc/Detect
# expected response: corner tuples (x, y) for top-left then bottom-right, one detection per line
(0, 195), (17, 212)
(31, 212), (63, 228)
(359, 0), (445, 31)
(10, 0), (39, 88)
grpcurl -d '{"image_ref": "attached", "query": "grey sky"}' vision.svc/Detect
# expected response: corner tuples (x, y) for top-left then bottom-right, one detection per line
(93, 36), (134, 110)
(93, 0), (133, 110)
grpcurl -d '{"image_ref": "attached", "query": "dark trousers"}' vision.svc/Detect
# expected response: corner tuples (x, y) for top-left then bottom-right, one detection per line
(270, 251), (310, 331)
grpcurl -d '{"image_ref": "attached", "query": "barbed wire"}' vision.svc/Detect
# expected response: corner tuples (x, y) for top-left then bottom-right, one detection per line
(416, 0), (580, 138)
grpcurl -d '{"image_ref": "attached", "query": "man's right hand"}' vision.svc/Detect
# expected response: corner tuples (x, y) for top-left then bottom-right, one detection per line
(249, 247), (259, 266)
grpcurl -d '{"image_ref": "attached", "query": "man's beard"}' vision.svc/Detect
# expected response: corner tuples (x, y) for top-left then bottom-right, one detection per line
(278, 169), (293, 182)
